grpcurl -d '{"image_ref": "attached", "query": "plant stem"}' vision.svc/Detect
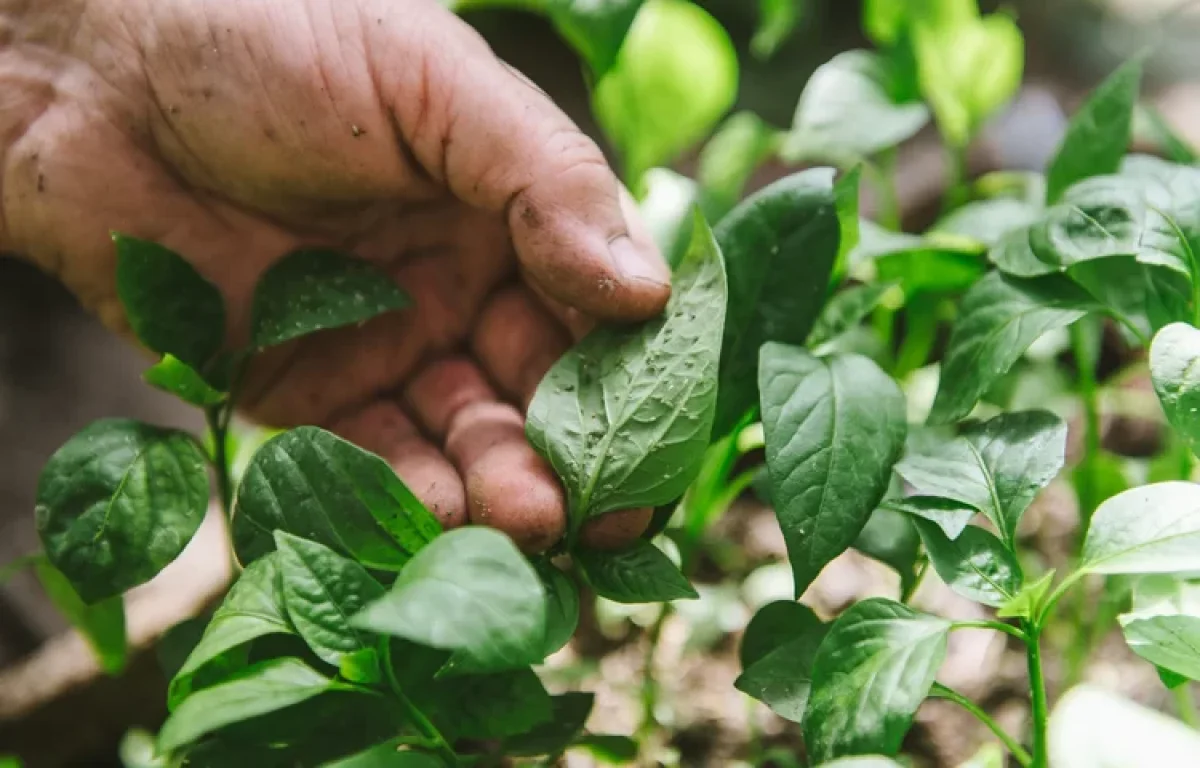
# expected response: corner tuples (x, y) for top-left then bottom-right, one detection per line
(639, 604), (669, 741)
(380, 640), (458, 766)
(951, 619), (1028, 642)
(902, 557), (929, 604)
(894, 300), (940, 379)
(931, 683), (1032, 767)
(206, 407), (234, 519)
(871, 150), (902, 231)
(1174, 684), (1200, 729)
(942, 142), (970, 214)
(1070, 321), (1103, 533)
(1025, 623), (1050, 768)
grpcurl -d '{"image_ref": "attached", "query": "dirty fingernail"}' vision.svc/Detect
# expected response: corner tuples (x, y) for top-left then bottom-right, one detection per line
(610, 235), (670, 287)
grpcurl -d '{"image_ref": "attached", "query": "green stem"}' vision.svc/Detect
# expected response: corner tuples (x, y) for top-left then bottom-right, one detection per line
(871, 150), (902, 231)
(639, 604), (669, 742)
(380, 640), (459, 766)
(894, 300), (940, 378)
(1070, 322), (1102, 532)
(206, 407), (234, 519)
(951, 619), (1028, 642)
(931, 683), (1033, 767)
(942, 142), (970, 214)
(1025, 623), (1050, 768)
(1174, 684), (1200, 729)
(902, 557), (929, 604)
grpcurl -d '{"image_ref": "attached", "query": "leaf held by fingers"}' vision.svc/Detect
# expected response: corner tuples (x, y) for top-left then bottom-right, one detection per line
(526, 211), (727, 527)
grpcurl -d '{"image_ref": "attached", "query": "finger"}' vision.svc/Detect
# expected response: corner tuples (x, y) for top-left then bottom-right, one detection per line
(471, 284), (571, 408)
(369, 7), (671, 321)
(446, 402), (567, 554)
(403, 356), (497, 439)
(579, 508), (654, 551)
(524, 274), (596, 342)
(328, 401), (467, 529)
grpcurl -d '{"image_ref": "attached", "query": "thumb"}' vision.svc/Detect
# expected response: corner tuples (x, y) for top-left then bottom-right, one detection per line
(374, 5), (670, 321)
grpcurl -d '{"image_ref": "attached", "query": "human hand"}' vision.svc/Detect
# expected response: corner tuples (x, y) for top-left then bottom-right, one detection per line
(2, 0), (670, 551)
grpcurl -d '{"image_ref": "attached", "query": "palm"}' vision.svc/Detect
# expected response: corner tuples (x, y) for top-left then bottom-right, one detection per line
(5, 0), (665, 550)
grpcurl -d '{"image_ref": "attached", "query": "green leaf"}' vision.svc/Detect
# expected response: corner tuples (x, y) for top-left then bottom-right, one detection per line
(874, 245), (985, 298)
(1069, 258), (1191, 341)
(997, 569), (1055, 620)
(250, 249), (410, 349)
(232, 427), (440, 571)
(35, 419), (210, 603)
(698, 112), (779, 220)
(526, 213), (726, 524)
(713, 171), (841, 437)
(1082, 482), (1200, 575)
(143, 355), (226, 407)
(640, 168), (700, 269)
(1049, 684), (1200, 768)
(34, 557), (126, 674)
(114, 234), (225, 370)
(575, 539), (698, 603)
(740, 600), (821, 668)
(896, 411), (1067, 546)
(759, 344), (907, 596)
(352, 527), (545, 672)
(804, 598), (950, 761)
(537, 562), (579, 658)
(171, 553), (292, 706)
(1045, 59), (1143, 205)
(853, 507), (922, 592)
(913, 10), (1023, 148)
(337, 648), (381, 685)
(932, 198), (1042, 248)
(881, 495), (977, 540)
(807, 283), (894, 350)
(1151, 323), (1200, 459)
(834, 167), (863, 270)
(503, 691), (594, 756)
(546, 0), (643, 78)
(321, 742), (442, 767)
(863, 0), (906, 46)
(752, 0), (802, 59)
(782, 51), (929, 166)
(592, 0), (737, 183)
(1119, 576), (1200, 681)
(735, 608), (827, 722)
(273, 532), (385, 666)
(929, 272), (1092, 424)
(158, 658), (339, 754)
(912, 521), (1022, 607)
(423, 667), (553, 740)
(1135, 104), (1198, 165)
(573, 734), (640, 763)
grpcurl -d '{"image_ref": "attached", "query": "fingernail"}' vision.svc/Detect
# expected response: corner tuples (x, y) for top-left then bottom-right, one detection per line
(610, 235), (670, 287)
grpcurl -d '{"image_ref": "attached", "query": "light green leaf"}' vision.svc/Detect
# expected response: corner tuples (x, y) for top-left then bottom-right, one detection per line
(912, 521), (1022, 607)
(352, 528), (545, 673)
(897, 411), (1067, 546)
(576, 539), (697, 603)
(752, 0), (802, 59)
(997, 569), (1055, 620)
(1151, 323), (1200, 459)
(251, 249), (410, 349)
(1082, 482), (1200, 575)
(735, 606), (827, 722)
(114, 234), (225, 371)
(526, 213), (726, 524)
(863, 0), (907, 46)
(698, 112), (779, 220)
(874, 245), (985, 298)
(929, 272), (1092, 424)
(913, 11), (1024, 148)
(713, 171), (841, 437)
(807, 282), (895, 350)
(804, 598), (950, 761)
(338, 648), (381, 685)
(1119, 575), (1200, 681)
(592, 0), (737, 183)
(158, 658), (339, 754)
(34, 557), (126, 674)
(143, 355), (226, 407)
(760, 344), (907, 596)
(36, 419), (210, 603)
(546, 0), (643, 78)
(1049, 684), (1200, 768)
(782, 51), (929, 165)
(639, 168), (700, 269)
(321, 742), (442, 767)
(881, 496), (977, 541)
(1046, 59), (1143, 205)
(274, 532), (385, 666)
(933, 198), (1042, 248)
(537, 561), (579, 657)
(232, 427), (440, 571)
(170, 553), (292, 707)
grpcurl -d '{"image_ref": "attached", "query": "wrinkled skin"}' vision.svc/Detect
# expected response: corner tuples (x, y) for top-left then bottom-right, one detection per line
(1, 0), (667, 550)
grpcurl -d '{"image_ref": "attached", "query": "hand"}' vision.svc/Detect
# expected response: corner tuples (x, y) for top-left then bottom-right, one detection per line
(2, 0), (670, 551)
